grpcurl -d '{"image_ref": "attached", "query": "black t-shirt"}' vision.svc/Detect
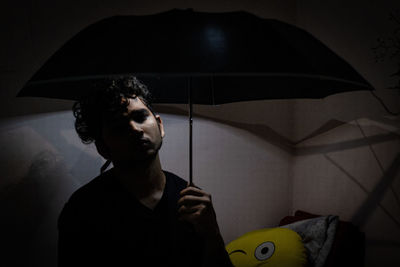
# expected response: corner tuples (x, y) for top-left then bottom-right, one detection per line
(58, 169), (204, 267)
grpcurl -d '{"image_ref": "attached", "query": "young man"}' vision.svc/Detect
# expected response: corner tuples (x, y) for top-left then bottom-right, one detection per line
(58, 76), (232, 266)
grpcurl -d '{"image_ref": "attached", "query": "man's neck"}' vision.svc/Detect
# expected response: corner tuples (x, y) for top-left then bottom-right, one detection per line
(112, 154), (166, 201)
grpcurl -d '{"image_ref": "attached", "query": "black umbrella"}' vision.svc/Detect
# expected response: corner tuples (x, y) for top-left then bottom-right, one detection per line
(18, 9), (374, 183)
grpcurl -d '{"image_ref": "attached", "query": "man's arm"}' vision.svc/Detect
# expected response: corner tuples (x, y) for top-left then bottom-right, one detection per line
(178, 186), (233, 267)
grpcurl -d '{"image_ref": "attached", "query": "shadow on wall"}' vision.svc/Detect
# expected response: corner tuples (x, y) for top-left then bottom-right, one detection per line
(294, 120), (400, 233)
(292, 117), (400, 264)
(0, 150), (74, 266)
(156, 105), (400, 156)
(350, 153), (400, 228)
(0, 112), (103, 267)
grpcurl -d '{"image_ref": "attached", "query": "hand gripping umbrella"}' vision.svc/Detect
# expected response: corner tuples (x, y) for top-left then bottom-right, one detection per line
(18, 9), (374, 184)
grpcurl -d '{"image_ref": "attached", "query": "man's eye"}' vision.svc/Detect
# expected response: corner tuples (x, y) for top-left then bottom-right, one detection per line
(132, 114), (147, 123)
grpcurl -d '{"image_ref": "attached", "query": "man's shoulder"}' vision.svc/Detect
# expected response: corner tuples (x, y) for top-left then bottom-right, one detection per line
(66, 170), (114, 206)
(58, 170), (114, 228)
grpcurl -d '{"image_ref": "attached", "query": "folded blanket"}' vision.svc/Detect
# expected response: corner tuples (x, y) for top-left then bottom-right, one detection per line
(280, 215), (339, 267)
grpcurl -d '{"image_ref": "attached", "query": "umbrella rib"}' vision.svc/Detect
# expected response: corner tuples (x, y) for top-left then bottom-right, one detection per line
(27, 73), (373, 88)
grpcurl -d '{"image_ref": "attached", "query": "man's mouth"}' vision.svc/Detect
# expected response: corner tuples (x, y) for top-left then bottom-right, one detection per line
(135, 138), (150, 146)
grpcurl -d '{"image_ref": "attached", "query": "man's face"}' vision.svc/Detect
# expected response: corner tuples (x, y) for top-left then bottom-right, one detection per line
(99, 96), (165, 164)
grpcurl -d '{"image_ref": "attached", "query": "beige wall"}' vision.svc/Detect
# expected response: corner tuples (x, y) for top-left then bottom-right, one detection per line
(294, 1), (400, 266)
(1, 0), (399, 266)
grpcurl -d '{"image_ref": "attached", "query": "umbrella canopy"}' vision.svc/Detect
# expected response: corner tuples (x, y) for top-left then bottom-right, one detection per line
(18, 8), (373, 103)
(17, 9), (374, 183)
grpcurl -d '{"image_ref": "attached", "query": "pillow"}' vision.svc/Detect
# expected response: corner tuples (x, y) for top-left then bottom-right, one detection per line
(280, 210), (365, 267)
(280, 215), (339, 267)
(226, 227), (307, 267)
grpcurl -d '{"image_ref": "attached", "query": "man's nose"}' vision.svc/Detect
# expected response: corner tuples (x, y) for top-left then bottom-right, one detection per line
(128, 120), (144, 136)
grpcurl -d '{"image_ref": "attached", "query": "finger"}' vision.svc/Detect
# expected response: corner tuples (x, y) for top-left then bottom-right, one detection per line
(177, 195), (210, 207)
(186, 181), (201, 189)
(180, 186), (209, 197)
(178, 203), (205, 214)
(178, 208), (205, 223)
(177, 205), (197, 214)
(180, 187), (204, 197)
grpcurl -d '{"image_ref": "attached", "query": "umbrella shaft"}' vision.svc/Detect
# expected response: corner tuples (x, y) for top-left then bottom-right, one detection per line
(189, 77), (193, 186)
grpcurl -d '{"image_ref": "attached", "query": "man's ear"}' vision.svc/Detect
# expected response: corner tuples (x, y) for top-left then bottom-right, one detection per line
(155, 114), (165, 138)
(95, 140), (111, 160)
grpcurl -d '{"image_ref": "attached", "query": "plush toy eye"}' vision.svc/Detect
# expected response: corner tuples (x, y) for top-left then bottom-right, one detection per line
(254, 241), (275, 261)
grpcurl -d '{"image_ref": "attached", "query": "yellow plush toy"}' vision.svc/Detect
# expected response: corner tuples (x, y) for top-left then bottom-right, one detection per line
(226, 228), (307, 267)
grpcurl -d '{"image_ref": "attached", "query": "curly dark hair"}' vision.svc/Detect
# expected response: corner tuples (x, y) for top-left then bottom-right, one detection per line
(73, 76), (153, 144)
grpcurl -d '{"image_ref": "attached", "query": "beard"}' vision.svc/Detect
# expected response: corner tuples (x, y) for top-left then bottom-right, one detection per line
(108, 126), (164, 168)
(115, 135), (163, 167)
(138, 138), (163, 162)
